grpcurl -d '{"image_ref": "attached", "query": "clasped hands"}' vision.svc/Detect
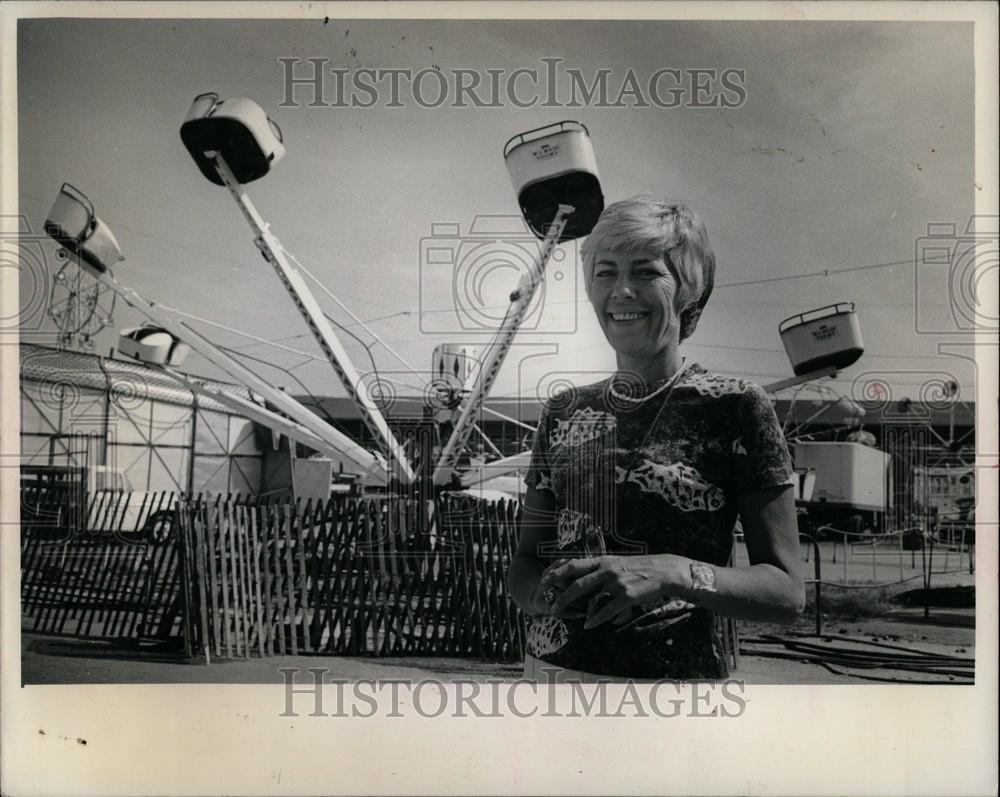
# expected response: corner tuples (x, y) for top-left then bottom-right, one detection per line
(537, 554), (682, 630)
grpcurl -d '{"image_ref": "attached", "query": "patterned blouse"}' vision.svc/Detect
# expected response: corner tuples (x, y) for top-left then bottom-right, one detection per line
(524, 362), (793, 680)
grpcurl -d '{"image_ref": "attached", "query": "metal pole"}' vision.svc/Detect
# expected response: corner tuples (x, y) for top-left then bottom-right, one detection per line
(811, 536), (822, 636)
(921, 528), (929, 619)
(925, 534), (934, 619)
(762, 365), (838, 395)
(432, 204), (575, 486)
(210, 154), (414, 486)
(174, 372), (389, 484)
(65, 256), (387, 480)
(188, 391), (198, 496)
(898, 525), (904, 582)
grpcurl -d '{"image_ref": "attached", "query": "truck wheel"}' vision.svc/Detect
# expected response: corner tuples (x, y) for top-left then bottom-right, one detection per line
(144, 510), (175, 545)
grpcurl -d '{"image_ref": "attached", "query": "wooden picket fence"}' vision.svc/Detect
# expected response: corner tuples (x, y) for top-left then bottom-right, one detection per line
(180, 494), (526, 663)
(19, 488), (527, 659)
(20, 490), (184, 640)
(21, 488), (736, 669)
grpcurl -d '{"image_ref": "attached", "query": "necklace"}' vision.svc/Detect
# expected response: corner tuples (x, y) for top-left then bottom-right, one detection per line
(625, 360), (691, 460)
(608, 360), (688, 405)
(586, 361), (692, 556)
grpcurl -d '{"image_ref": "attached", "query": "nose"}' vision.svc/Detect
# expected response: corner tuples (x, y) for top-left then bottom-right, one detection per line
(611, 272), (637, 300)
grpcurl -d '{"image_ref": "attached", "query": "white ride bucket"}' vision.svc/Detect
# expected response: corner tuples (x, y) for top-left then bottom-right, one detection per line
(118, 326), (191, 367)
(432, 344), (478, 395)
(503, 121), (603, 241)
(180, 92), (286, 185)
(779, 302), (864, 376)
(44, 184), (124, 274)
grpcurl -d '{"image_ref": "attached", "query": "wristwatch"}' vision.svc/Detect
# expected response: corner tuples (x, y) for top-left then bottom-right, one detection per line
(689, 562), (718, 593)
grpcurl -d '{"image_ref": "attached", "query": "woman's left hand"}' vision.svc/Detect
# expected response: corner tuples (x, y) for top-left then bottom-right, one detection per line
(541, 555), (685, 629)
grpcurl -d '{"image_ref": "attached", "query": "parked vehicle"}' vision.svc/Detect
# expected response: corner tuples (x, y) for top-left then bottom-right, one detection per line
(20, 464), (177, 544)
(792, 441), (891, 536)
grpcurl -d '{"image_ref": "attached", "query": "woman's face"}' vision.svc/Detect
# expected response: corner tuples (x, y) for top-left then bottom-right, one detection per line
(588, 248), (684, 360)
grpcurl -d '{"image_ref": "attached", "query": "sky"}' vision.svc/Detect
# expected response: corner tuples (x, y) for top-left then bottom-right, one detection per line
(15, 16), (981, 409)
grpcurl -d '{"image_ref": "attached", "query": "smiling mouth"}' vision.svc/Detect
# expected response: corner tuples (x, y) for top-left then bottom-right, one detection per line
(608, 312), (649, 322)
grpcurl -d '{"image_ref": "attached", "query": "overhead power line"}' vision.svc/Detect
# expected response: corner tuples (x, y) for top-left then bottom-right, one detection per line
(278, 255), (916, 333)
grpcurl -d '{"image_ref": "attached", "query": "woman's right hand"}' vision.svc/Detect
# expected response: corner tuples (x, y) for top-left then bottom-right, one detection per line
(532, 558), (588, 618)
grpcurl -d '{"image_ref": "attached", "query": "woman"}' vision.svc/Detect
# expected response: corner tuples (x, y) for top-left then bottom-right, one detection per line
(509, 196), (805, 681)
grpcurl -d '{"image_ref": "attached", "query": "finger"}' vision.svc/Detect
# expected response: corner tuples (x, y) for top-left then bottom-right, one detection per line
(539, 584), (563, 610)
(551, 570), (605, 611)
(540, 557), (571, 580)
(550, 571), (605, 615)
(540, 558), (579, 585)
(541, 557), (599, 587)
(585, 589), (614, 617)
(584, 597), (630, 630)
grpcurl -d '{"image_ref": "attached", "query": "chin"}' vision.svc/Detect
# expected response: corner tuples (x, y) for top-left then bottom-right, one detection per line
(606, 340), (652, 359)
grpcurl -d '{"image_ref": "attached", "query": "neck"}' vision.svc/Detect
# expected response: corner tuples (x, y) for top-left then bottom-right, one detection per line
(616, 347), (683, 384)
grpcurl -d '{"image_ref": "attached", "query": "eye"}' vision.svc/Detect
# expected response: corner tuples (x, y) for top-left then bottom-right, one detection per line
(594, 267), (616, 279)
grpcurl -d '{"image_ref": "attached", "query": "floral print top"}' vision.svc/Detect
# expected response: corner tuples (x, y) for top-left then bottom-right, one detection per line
(523, 362), (793, 679)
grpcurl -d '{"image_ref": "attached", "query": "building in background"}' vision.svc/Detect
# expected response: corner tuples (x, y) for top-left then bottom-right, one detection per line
(19, 343), (263, 495)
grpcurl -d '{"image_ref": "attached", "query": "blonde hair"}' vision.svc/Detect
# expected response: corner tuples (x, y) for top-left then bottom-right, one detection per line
(580, 196), (716, 341)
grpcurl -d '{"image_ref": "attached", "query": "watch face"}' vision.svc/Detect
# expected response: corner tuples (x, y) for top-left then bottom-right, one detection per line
(690, 562), (717, 591)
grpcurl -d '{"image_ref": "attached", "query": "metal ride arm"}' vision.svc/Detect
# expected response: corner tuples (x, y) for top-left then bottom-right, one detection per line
(163, 369), (388, 484)
(64, 254), (388, 481)
(432, 204), (575, 487)
(210, 153), (414, 485)
(457, 450), (532, 489)
(763, 365), (838, 395)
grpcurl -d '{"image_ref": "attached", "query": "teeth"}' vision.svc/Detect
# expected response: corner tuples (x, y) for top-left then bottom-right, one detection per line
(611, 312), (645, 321)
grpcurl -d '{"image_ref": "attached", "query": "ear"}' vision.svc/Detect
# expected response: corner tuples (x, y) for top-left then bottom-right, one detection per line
(679, 271), (714, 341)
(679, 303), (705, 341)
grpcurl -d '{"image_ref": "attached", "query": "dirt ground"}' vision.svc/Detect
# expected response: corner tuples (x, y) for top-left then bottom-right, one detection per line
(21, 606), (974, 686)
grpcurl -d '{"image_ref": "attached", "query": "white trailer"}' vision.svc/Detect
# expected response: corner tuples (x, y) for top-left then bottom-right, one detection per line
(792, 441), (892, 534)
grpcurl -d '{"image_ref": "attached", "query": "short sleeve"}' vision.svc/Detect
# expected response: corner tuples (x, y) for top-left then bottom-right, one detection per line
(525, 401), (555, 495)
(730, 383), (794, 495)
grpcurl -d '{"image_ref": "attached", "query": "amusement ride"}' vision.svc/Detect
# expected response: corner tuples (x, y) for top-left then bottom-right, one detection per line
(42, 93), (869, 500)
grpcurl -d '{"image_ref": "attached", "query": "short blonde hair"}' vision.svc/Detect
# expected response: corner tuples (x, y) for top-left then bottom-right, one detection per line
(580, 196), (716, 341)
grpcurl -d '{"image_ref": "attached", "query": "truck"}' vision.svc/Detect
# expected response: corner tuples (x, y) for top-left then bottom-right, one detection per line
(791, 441), (892, 536)
(20, 464), (177, 544)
